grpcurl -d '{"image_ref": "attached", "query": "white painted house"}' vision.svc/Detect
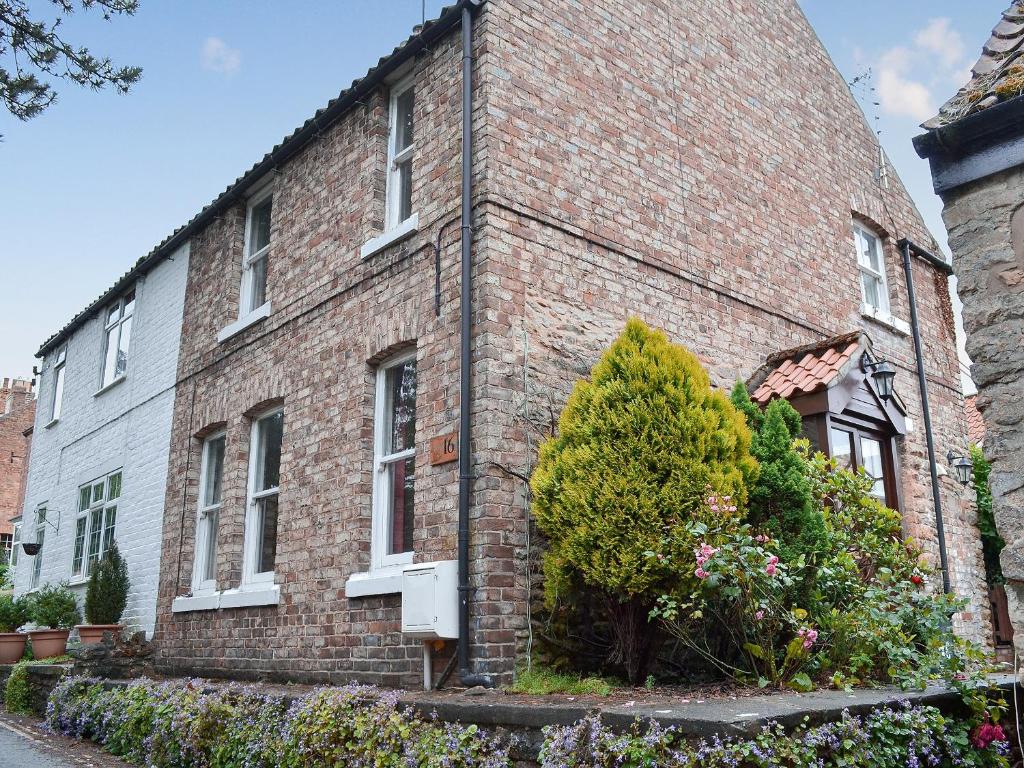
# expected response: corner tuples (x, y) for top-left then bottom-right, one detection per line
(12, 244), (189, 637)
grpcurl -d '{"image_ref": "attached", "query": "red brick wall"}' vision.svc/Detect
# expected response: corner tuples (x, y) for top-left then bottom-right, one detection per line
(154, 0), (988, 686)
(0, 379), (34, 535)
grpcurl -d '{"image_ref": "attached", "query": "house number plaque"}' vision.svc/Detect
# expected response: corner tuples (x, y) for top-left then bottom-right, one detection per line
(430, 431), (459, 465)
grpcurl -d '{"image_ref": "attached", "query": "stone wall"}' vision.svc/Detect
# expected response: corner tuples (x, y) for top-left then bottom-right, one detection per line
(940, 164), (1024, 667)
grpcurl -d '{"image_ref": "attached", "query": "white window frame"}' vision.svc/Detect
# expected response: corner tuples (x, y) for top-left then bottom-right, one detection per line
(239, 184), (273, 319)
(242, 408), (283, 587)
(385, 75), (416, 231)
(371, 350), (417, 573)
(853, 223), (890, 314)
(72, 470), (121, 580)
(49, 345), (67, 423)
(9, 521), (20, 569)
(100, 288), (135, 389)
(31, 506), (46, 590)
(192, 432), (225, 594)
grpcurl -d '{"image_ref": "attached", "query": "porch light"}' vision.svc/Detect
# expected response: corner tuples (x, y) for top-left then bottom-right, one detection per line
(946, 450), (973, 486)
(861, 355), (896, 401)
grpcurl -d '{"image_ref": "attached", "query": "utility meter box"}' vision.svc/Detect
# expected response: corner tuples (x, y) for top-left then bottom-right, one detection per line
(401, 560), (459, 639)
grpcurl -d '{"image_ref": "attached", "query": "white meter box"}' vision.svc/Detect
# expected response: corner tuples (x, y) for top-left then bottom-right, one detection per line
(401, 560), (459, 639)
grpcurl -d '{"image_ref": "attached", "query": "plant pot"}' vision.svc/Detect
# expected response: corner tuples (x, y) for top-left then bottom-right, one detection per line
(28, 629), (70, 660)
(75, 624), (124, 644)
(0, 633), (27, 664)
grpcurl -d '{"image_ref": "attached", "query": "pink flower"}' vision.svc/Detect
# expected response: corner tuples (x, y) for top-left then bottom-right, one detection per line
(695, 568), (710, 580)
(797, 628), (818, 649)
(755, 610), (765, 621)
(696, 555), (708, 567)
(765, 564), (777, 576)
(970, 722), (1006, 749)
(755, 534), (769, 544)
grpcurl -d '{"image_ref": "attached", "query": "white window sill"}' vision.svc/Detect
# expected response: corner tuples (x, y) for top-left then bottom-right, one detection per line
(93, 376), (127, 398)
(860, 304), (910, 336)
(217, 302), (272, 344)
(171, 593), (222, 613)
(359, 214), (419, 260)
(68, 576), (88, 587)
(345, 569), (404, 598)
(43, 418), (60, 430)
(220, 585), (280, 609)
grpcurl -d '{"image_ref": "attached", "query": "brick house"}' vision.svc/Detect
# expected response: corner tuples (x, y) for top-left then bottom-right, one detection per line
(12, 244), (190, 635)
(136, 0), (987, 687)
(0, 378), (34, 566)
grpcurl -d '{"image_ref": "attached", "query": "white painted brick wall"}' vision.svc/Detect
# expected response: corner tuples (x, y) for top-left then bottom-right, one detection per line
(13, 244), (189, 637)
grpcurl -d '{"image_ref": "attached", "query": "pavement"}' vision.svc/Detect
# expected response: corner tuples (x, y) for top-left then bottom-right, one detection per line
(0, 713), (129, 768)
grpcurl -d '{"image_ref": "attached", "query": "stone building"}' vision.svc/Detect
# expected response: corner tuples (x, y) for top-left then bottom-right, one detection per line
(915, 1), (1024, 673)
(135, 0), (986, 687)
(12, 243), (190, 635)
(0, 378), (34, 565)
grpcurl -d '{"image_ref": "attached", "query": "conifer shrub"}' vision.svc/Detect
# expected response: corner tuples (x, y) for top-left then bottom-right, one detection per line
(531, 318), (757, 682)
(84, 541), (129, 625)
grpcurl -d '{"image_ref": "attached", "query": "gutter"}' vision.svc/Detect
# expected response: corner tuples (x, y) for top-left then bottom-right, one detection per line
(456, 0), (492, 689)
(898, 238), (951, 595)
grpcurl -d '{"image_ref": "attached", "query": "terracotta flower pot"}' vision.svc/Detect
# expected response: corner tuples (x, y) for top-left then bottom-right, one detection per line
(0, 633), (27, 664)
(75, 624), (124, 644)
(28, 629), (70, 660)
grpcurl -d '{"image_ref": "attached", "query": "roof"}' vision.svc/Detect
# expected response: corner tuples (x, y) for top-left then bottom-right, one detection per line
(923, 2), (1024, 129)
(750, 332), (864, 405)
(36, 0), (481, 358)
(965, 395), (986, 446)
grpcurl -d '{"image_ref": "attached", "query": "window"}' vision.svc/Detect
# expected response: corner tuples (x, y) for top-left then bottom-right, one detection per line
(192, 433), (225, 593)
(101, 290), (135, 388)
(50, 345), (67, 421)
(10, 522), (19, 569)
(372, 352), (417, 570)
(386, 78), (415, 230)
(72, 470), (121, 578)
(31, 507), (46, 589)
(244, 409), (283, 584)
(828, 424), (895, 507)
(853, 223), (890, 314)
(240, 188), (273, 316)
(0, 533), (11, 566)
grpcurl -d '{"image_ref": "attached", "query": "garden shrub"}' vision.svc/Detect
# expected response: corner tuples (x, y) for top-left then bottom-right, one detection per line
(3, 660), (32, 713)
(539, 703), (1010, 767)
(0, 592), (31, 632)
(973, 446), (1003, 587)
(532, 318), (757, 682)
(30, 582), (81, 629)
(84, 541), (130, 625)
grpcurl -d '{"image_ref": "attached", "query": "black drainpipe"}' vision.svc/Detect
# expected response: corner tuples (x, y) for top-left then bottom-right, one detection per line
(456, 0), (493, 688)
(898, 237), (952, 595)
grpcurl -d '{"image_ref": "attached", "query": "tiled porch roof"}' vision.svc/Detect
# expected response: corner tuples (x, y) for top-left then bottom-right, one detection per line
(750, 332), (863, 405)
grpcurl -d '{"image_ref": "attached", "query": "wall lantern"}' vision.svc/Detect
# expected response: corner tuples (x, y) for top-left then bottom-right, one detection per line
(861, 354), (896, 401)
(946, 450), (973, 486)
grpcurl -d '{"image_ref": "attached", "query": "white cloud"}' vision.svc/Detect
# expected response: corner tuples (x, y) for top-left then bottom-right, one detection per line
(876, 46), (935, 121)
(914, 18), (965, 71)
(201, 37), (241, 76)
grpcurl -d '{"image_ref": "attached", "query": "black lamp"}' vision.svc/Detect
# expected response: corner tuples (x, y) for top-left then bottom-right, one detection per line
(946, 450), (973, 486)
(861, 355), (897, 401)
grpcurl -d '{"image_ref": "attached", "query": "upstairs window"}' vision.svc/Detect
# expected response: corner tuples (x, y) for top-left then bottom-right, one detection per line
(192, 432), (225, 593)
(72, 470), (121, 578)
(386, 78), (415, 230)
(50, 345), (67, 421)
(853, 223), (890, 314)
(372, 352), (417, 570)
(244, 409), (283, 584)
(241, 188), (273, 316)
(10, 521), (20, 569)
(31, 506), (46, 589)
(101, 289), (135, 388)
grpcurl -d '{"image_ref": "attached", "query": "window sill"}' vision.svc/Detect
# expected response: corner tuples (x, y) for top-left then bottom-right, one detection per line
(359, 214), (419, 260)
(171, 593), (222, 613)
(345, 569), (404, 598)
(217, 302), (272, 344)
(43, 418), (60, 430)
(860, 304), (910, 336)
(93, 376), (127, 398)
(67, 576), (88, 587)
(220, 585), (280, 609)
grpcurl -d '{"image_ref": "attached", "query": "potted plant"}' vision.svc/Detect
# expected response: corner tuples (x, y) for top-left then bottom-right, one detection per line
(0, 594), (31, 664)
(28, 583), (81, 659)
(77, 542), (129, 644)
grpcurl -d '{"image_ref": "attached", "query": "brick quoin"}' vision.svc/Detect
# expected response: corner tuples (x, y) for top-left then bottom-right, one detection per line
(153, 0), (987, 687)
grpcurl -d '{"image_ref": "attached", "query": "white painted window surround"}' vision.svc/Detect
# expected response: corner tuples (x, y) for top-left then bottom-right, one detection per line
(243, 408), (283, 588)
(71, 469), (121, 582)
(217, 302), (271, 343)
(100, 288), (135, 389)
(49, 346), (67, 424)
(359, 213), (419, 260)
(240, 185), (273, 317)
(191, 433), (225, 595)
(171, 585), (280, 613)
(853, 223), (890, 314)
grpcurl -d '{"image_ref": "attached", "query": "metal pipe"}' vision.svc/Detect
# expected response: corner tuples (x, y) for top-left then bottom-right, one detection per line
(899, 238), (951, 594)
(456, 1), (492, 688)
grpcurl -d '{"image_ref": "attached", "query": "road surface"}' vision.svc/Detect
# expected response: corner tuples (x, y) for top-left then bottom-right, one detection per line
(0, 714), (129, 767)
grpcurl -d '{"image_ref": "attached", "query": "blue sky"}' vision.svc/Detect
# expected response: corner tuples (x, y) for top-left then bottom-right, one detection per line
(0, 1), (1005, 377)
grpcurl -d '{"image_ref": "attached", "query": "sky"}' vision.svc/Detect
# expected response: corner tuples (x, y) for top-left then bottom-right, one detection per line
(0, 1), (1006, 379)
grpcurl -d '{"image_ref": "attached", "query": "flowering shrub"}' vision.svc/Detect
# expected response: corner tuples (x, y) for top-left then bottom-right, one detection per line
(46, 676), (509, 768)
(539, 703), (1010, 768)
